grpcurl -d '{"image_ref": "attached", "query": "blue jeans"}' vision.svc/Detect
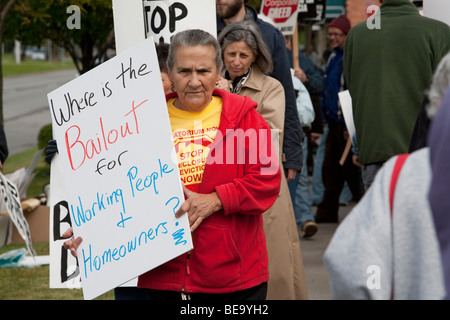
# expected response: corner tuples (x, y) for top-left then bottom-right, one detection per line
(288, 139), (315, 227)
(311, 126), (326, 204)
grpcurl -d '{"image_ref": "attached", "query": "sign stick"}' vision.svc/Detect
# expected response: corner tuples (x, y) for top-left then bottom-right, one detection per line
(293, 20), (299, 69)
(112, 0), (146, 54)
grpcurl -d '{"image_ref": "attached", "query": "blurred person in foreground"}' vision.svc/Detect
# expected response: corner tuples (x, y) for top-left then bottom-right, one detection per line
(323, 52), (450, 300)
(427, 54), (450, 300)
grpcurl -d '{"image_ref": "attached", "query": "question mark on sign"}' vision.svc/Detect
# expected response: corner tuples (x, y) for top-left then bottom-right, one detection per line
(165, 196), (188, 246)
(165, 196), (180, 225)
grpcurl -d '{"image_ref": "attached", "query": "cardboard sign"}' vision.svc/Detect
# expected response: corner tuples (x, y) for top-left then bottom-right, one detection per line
(298, 0), (326, 22)
(143, 0), (217, 43)
(47, 37), (192, 300)
(260, 0), (300, 35)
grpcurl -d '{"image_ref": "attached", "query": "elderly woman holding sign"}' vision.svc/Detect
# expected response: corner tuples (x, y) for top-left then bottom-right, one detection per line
(64, 29), (281, 300)
(217, 20), (307, 300)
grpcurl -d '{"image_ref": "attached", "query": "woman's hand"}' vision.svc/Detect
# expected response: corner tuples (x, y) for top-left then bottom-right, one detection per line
(285, 168), (298, 182)
(62, 227), (83, 258)
(175, 185), (223, 232)
(352, 154), (362, 167)
(216, 77), (230, 92)
(294, 67), (308, 83)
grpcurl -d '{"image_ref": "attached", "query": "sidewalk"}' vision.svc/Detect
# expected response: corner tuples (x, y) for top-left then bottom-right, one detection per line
(299, 203), (356, 300)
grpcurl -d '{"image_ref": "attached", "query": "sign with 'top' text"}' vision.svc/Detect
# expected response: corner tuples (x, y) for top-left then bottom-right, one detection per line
(47, 37), (192, 300)
(143, 0), (217, 44)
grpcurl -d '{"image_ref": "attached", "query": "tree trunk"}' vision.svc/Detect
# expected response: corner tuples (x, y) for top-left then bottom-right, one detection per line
(0, 28), (4, 125)
(0, 0), (18, 125)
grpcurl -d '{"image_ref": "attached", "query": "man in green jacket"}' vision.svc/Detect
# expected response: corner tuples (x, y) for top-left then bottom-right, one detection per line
(344, 0), (450, 188)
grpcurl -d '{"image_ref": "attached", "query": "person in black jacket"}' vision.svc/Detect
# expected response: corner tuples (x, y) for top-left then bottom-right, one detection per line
(216, 0), (304, 182)
(0, 123), (8, 170)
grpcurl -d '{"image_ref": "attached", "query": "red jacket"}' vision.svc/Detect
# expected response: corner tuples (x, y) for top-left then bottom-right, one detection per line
(138, 89), (281, 294)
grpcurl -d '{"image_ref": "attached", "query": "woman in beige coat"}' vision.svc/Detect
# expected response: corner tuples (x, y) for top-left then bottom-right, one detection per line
(217, 20), (308, 300)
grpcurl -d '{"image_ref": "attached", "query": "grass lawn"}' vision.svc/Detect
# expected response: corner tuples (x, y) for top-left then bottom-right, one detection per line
(2, 53), (75, 77)
(0, 150), (114, 300)
(0, 53), (115, 300)
(3, 147), (50, 199)
(0, 243), (114, 300)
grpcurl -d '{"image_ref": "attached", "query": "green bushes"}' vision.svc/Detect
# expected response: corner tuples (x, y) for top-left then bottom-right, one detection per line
(37, 123), (52, 150)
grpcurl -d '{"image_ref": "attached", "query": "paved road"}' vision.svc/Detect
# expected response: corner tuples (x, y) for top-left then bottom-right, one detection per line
(3, 69), (79, 155)
(299, 204), (353, 300)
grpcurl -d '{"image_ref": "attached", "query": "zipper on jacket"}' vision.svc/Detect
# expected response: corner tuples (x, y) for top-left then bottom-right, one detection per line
(186, 255), (191, 275)
(180, 255), (191, 300)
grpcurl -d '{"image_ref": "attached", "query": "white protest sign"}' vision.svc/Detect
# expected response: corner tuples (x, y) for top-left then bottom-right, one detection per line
(423, 0), (450, 26)
(49, 154), (81, 289)
(338, 90), (355, 166)
(338, 90), (356, 142)
(143, 0), (217, 44)
(112, 0), (146, 54)
(47, 37), (192, 300)
(0, 172), (35, 257)
(260, 0), (300, 35)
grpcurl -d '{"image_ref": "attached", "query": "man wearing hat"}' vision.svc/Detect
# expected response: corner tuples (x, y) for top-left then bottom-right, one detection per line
(316, 15), (362, 223)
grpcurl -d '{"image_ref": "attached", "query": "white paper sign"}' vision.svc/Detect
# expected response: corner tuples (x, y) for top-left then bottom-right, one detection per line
(47, 37), (192, 300)
(143, 0), (217, 43)
(112, 0), (146, 54)
(338, 90), (356, 142)
(49, 154), (81, 289)
(260, 0), (300, 35)
(423, 0), (450, 26)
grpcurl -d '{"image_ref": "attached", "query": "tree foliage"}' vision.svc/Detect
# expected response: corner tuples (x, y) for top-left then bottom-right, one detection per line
(0, 0), (18, 124)
(5, 0), (114, 74)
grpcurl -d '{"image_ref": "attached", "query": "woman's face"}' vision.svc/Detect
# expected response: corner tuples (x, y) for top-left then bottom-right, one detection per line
(223, 41), (256, 80)
(169, 45), (221, 112)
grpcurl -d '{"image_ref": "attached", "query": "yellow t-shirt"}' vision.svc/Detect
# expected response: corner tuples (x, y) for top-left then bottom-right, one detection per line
(168, 96), (222, 192)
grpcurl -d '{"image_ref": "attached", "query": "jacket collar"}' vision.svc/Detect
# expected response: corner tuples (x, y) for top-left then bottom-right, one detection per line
(380, 0), (419, 16)
(239, 65), (265, 92)
(165, 89), (257, 131)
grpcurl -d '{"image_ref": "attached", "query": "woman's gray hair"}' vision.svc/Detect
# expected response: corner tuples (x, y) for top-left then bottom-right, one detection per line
(427, 51), (450, 119)
(218, 20), (273, 74)
(167, 29), (222, 71)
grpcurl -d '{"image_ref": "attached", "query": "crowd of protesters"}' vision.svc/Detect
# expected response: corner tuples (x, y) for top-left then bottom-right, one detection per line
(58, 0), (450, 300)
